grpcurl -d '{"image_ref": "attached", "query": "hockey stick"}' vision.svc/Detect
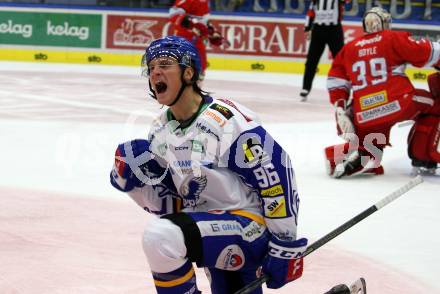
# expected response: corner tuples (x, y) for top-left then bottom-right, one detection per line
(234, 175), (423, 294)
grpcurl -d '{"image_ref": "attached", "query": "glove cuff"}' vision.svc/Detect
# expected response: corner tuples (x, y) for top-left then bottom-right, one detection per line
(334, 99), (347, 110)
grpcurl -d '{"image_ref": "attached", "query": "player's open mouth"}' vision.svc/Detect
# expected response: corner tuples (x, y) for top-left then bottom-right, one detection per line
(155, 82), (167, 94)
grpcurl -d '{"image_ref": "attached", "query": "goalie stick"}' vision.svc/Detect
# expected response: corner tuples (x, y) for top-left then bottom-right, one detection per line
(234, 176), (423, 294)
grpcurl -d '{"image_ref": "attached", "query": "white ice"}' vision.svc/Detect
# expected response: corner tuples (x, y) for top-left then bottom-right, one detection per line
(0, 61), (439, 293)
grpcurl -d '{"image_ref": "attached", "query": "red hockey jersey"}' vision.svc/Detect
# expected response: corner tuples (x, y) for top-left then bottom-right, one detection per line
(169, 0), (211, 72)
(169, 0), (210, 30)
(171, 0), (209, 17)
(328, 30), (440, 127)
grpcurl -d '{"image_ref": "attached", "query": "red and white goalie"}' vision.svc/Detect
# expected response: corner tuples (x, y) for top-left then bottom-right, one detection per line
(325, 7), (440, 178)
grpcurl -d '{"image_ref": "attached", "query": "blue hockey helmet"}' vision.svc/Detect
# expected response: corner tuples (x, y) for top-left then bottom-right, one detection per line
(142, 35), (202, 81)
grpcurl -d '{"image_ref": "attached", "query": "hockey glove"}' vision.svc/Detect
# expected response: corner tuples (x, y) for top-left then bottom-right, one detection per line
(110, 139), (152, 192)
(173, 14), (209, 39)
(208, 32), (224, 46)
(191, 19), (209, 37)
(207, 22), (229, 47)
(262, 236), (308, 289)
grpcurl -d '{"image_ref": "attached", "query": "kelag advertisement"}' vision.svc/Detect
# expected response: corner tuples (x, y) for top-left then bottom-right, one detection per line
(0, 11), (101, 48)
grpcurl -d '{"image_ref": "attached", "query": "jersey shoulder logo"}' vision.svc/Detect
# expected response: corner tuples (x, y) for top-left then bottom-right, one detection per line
(218, 99), (252, 122)
(242, 136), (269, 167)
(210, 103), (234, 120)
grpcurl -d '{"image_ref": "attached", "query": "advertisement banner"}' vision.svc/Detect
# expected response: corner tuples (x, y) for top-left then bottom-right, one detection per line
(209, 19), (308, 58)
(106, 15), (170, 50)
(1, 7), (437, 76)
(0, 11), (101, 48)
(208, 20), (364, 59)
(105, 14), (366, 59)
(394, 26), (440, 42)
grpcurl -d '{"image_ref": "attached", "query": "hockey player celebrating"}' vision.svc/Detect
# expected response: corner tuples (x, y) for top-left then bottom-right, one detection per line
(110, 36), (308, 293)
(169, 0), (226, 79)
(325, 7), (440, 178)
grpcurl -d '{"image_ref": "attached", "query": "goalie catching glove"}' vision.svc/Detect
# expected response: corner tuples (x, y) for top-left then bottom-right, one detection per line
(262, 236), (308, 289)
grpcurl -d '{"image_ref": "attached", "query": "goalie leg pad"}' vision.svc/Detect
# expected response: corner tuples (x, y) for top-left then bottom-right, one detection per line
(324, 143), (384, 178)
(408, 115), (440, 163)
(428, 72), (440, 100)
(325, 143), (354, 176)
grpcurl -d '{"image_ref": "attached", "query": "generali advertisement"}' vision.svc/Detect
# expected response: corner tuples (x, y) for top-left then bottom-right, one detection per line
(105, 14), (365, 60)
(105, 15), (170, 50)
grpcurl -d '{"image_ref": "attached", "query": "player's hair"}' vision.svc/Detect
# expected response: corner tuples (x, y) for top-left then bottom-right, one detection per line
(362, 7), (392, 34)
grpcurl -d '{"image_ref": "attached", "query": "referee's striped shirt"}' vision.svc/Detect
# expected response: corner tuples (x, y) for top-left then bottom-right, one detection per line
(305, 0), (344, 31)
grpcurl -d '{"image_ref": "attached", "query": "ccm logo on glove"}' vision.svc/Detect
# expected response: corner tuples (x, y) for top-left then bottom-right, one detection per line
(262, 237), (308, 289)
(268, 245), (303, 259)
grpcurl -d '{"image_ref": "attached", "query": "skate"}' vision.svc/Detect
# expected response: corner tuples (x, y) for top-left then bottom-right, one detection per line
(300, 89), (309, 102)
(411, 159), (438, 176)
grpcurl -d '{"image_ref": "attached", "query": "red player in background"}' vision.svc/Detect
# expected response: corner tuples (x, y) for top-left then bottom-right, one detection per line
(169, 0), (227, 79)
(325, 7), (440, 178)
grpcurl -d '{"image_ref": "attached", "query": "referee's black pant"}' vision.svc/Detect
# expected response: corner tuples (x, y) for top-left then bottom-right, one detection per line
(302, 24), (344, 92)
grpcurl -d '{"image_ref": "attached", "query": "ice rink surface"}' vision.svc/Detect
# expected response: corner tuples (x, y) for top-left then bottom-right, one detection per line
(1, 61), (439, 293)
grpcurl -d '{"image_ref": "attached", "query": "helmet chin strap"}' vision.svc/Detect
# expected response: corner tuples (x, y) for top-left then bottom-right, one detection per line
(148, 70), (194, 107)
(167, 77), (192, 107)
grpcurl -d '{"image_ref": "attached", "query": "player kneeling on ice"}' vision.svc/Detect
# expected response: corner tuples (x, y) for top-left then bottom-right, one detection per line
(325, 7), (440, 178)
(110, 35), (308, 293)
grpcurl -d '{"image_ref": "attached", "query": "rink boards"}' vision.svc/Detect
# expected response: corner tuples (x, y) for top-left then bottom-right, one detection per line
(0, 5), (438, 79)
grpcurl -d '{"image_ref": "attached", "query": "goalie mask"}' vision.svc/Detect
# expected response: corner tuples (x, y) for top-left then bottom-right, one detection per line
(362, 7), (392, 34)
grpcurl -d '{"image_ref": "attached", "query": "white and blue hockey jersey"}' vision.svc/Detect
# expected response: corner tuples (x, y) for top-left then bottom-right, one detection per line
(127, 96), (300, 241)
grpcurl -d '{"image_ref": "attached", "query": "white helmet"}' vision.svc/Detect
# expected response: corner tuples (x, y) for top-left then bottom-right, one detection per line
(362, 7), (392, 33)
